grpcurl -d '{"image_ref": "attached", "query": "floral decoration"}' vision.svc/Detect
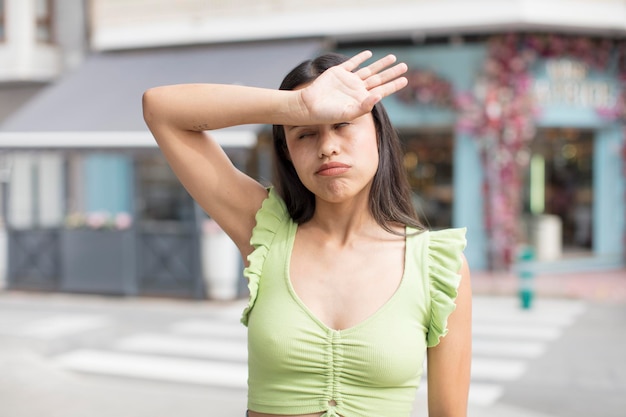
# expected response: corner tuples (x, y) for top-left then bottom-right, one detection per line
(65, 211), (132, 231)
(456, 33), (626, 270)
(397, 67), (456, 109)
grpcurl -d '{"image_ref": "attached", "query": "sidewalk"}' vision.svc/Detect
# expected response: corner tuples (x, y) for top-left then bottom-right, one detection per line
(471, 267), (626, 303)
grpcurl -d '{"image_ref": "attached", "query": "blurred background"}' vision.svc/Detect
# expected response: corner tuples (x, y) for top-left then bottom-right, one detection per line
(0, 1), (624, 416)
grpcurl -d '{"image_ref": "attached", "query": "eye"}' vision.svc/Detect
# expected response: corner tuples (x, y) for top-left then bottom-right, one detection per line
(334, 122), (350, 129)
(297, 131), (316, 140)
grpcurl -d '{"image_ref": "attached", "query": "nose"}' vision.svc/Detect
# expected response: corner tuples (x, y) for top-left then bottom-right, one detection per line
(318, 128), (340, 159)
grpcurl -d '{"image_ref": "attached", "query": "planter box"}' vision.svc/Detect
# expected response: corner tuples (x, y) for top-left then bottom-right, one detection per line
(60, 229), (137, 295)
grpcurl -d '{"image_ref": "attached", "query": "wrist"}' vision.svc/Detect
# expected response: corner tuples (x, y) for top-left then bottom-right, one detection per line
(279, 89), (309, 126)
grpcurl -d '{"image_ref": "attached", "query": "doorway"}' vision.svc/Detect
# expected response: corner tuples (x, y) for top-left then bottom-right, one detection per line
(523, 128), (594, 256)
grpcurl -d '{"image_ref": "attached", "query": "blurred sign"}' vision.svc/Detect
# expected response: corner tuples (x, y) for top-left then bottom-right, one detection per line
(533, 58), (618, 108)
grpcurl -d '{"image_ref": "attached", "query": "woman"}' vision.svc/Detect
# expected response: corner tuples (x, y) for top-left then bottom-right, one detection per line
(143, 50), (471, 417)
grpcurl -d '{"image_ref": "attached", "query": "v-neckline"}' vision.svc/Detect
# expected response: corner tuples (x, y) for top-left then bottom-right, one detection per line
(285, 223), (410, 335)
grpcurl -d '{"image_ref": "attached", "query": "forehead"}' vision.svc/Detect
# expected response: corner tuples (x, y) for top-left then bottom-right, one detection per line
(284, 113), (375, 131)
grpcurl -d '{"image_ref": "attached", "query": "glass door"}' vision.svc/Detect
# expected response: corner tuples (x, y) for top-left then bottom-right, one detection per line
(523, 128), (594, 255)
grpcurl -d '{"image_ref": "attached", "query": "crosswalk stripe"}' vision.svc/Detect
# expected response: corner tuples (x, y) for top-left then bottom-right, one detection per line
(10, 315), (111, 339)
(471, 358), (528, 381)
(472, 311), (580, 326)
(468, 382), (505, 406)
(417, 382), (504, 407)
(169, 320), (247, 339)
(115, 333), (247, 361)
(55, 349), (248, 389)
(472, 297), (586, 321)
(473, 323), (562, 340)
(472, 339), (546, 358)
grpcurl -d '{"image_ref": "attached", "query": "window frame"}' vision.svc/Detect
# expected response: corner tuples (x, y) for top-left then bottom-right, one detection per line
(0, 0), (6, 42)
(35, 0), (54, 44)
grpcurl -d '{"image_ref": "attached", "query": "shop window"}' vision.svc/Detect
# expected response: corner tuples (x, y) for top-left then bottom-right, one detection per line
(137, 155), (195, 224)
(7, 152), (64, 229)
(0, 0), (5, 41)
(523, 128), (594, 252)
(401, 130), (454, 229)
(35, 0), (53, 43)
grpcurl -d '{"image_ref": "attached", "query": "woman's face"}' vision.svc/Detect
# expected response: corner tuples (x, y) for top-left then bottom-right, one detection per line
(283, 112), (379, 204)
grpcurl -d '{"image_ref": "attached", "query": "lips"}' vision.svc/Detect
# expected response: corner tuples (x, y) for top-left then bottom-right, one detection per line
(316, 162), (351, 176)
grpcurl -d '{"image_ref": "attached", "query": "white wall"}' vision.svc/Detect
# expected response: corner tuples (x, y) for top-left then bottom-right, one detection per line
(0, 0), (60, 82)
(89, 0), (626, 51)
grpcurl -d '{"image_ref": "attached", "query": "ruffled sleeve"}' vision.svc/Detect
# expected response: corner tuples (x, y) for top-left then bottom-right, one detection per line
(426, 227), (467, 347)
(241, 187), (290, 326)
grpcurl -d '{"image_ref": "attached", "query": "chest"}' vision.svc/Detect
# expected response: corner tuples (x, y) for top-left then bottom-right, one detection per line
(289, 229), (406, 331)
(246, 223), (431, 388)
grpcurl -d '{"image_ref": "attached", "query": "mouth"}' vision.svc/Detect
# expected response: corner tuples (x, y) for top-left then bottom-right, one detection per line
(316, 162), (351, 176)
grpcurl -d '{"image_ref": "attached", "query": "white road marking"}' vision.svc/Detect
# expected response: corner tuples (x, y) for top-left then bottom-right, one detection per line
(14, 315), (111, 339)
(472, 339), (547, 358)
(169, 320), (247, 339)
(471, 358), (528, 381)
(468, 383), (505, 406)
(115, 333), (247, 361)
(472, 323), (563, 340)
(55, 349), (248, 389)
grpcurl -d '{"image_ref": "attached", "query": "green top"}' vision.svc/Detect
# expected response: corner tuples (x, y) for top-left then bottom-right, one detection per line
(242, 188), (466, 417)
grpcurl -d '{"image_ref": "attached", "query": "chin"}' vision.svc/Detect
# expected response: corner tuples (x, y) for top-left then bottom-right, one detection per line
(315, 181), (370, 204)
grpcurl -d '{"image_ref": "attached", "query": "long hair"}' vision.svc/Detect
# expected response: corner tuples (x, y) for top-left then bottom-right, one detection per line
(272, 52), (425, 233)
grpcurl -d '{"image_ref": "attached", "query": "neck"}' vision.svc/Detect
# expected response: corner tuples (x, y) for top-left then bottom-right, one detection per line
(307, 195), (380, 246)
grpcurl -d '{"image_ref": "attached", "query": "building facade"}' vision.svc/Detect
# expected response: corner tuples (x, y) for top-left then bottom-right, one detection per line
(0, 0), (88, 289)
(1, 0), (624, 297)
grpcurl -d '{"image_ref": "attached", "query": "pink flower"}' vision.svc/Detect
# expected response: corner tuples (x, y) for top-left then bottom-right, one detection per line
(86, 212), (108, 229)
(114, 212), (132, 230)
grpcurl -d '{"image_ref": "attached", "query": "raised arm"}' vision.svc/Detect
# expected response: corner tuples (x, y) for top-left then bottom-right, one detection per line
(141, 51), (408, 259)
(142, 85), (295, 260)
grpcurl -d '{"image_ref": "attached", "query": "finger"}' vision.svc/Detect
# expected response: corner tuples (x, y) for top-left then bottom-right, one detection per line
(341, 50), (373, 72)
(361, 94), (383, 112)
(355, 54), (399, 79)
(367, 76), (409, 101)
(363, 62), (408, 90)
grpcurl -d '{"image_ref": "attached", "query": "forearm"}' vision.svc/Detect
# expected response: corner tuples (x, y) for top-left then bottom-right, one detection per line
(142, 83), (305, 132)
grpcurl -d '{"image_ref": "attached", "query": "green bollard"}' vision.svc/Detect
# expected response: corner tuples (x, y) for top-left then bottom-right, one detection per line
(517, 246), (535, 309)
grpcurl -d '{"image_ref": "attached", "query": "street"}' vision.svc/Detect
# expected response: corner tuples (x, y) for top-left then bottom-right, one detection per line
(0, 288), (624, 417)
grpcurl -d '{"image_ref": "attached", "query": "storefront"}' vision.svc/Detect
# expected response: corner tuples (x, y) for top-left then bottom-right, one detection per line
(0, 39), (323, 298)
(339, 33), (625, 272)
(528, 52), (625, 272)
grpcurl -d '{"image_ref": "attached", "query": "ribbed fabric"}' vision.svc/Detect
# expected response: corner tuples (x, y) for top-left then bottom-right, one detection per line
(243, 188), (466, 417)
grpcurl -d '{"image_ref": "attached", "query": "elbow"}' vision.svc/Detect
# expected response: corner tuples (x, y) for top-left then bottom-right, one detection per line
(142, 88), (159, 127)
(142, 89), (155, 126)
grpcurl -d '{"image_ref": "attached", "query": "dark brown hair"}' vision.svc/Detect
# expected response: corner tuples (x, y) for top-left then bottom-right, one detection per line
(272, 52), (425, 233)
